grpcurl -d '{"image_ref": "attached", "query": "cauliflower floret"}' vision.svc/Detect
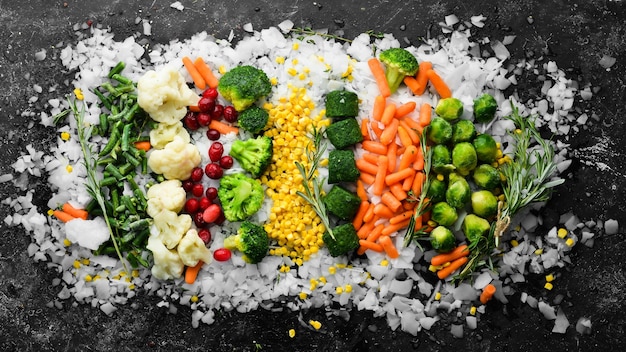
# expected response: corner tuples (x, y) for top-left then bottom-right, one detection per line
(152, 209), (192, 249)
(147, 235), (184, 280)
(177, 229), (212, 267)
(149, 120), (190, 150)
(146, 179), (187, 217)
(137, 67), (199, 125)
(148, 136), (201, 180)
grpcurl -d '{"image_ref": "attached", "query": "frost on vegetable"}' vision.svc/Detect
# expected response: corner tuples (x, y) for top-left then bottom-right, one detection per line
(147, 136), (201, 180)
(137, 67), (199, 125)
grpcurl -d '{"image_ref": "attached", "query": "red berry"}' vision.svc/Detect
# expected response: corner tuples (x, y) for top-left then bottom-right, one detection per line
(202, 88), (218, 99)
(191, 184), (204, 198)
(208, 142), (224, 162)
(199, 197), (212, 210)
(183, 111), (199, 130)
(196, 112), (211, 126)
(204, 163), (223, 179)
(206, 129), (221, 141)
(214, 211), (226, 225)
(223, 106), (238, 123)
(197, 228), (212, 244)
(219, 155), (234, 169)
(182, 179), (195, 192)
(185, 198), (199, 213)
(190, 167), (204, 182)
(197, 97), (216, 113)
(211, 104), (224, 120)
(193, 212), (205, 227)
(202, 204), (222, 223)
(213, 248), (231, 262)
(205, 187), (218, 200)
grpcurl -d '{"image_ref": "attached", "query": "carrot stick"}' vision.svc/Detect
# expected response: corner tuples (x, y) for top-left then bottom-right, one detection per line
(362, 203), (376, 223)
(431, 244), (470, 266)
(411, 171), (425, 195)
(52, 209), (76, 223)
(394, 101), (417, 119)
(390, 210), (414, 225)
(381, 191), (403, 213)
(372, 95), (386, 121)
(366, 223), (385, 243)
(362, 153), (380, 165)
(373, 155), (388, 196)
(189, 105), (202, 112)
(381, 219), (411, 236)
(373, 202), (395, 219)
(379, 235), (399, 259)
(209, 120), (239, 135)
(361, 118), (371, 140)
(427, 69), (452, 99)
(385, 167), (415, 186)
(402, 172), (415, 192)
(182, 56), (206, 89)
(185, 261), (204, 284)
(418, 102), (432, 127)
(437, 256), (468, 279)
(380, 103), (397, 126)
(193, 57), (219, 88)
(134, 140), (152, 152)
(362, 140), (388, 155)
(479, 284), (497, 304)
(62, 203), (88, 220)
(389, 182), (407, 201)
(379, 118), (399, 145)
(352, 201), (371, 230)
(399, 118), (422, 143)
(370, 121), (384, 139)
(356, 180), (368, 202)
(356, 159), (379, 175)
(357, 220), (376, 239)
(414, 61), (433, 95)
(359, 172), (376, 185)
(413, 147), (425, 171)
(398, 145), (418, 170)
(403, 76), (421, 95)
(368, 58), (391, 98)
(358, 239), (384, 254)
(397, 126), (413, 148)
(386, 142), (397, 173)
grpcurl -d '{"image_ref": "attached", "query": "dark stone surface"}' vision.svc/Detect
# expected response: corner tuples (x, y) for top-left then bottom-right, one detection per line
(1, 0), (625, 351)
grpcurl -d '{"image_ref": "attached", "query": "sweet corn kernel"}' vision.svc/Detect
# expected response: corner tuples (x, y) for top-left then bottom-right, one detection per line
(469, 306), (477, 315)
(73, 88), (84, 100)
(63, 238), (72, 246)
(565, 238), (575, 247)
(289, 329), (296, 338)
(534, 248), (544, 255)
(428, 265), (439, 272)
(84, 274), (93, 282)
(270, 77), (278, 85)
(287, 67), (297, 76)
(81, 258), (90, 265)
(60, 131), (71, 141)
(344, 284), (352, 293)
(544, 282), (554, 290)
(66, 165), (73, 173)
(335, 286), (344, 294)
(319, 276), (327, 284)
(545, 273), (555, 282)
(336, 263), (346, 269)
(309, 320), (322, 330)
(299, 292), (308, 300)
(557, 228), (568, 238)
(510, 240), (519, 247)
(436, 174), (445, 181)
(380, 259), (389, 267)
(93, 275), (101, 280)
(219, 65), (226, 74)
(47, 209), (54, 216)
(275, 56), (285, 64)
(128, 284), (135, 290)
(434, 292), (442, 300)
(73, 260), (81, 269)
(328, 266), (336, 275)
(190, 295), (199, 303)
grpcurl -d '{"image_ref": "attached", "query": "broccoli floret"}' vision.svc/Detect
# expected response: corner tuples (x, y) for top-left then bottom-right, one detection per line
(328, 149), (360, 184)
(238, 106), (269, 134)
(217, 65), (272, 111)
(323, 223), (359, 257)
(323, 185), (362, 220)
(230, 135), (273, 178)
(218, 173), (265, 222)
(223, 221), (269, 264)
(325, 90), (359, 118)
(378, 48), (420, 94)
(325, 118), (363, 149)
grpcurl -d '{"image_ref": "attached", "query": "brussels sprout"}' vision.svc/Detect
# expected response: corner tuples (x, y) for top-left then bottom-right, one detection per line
(462, 214), (491, 242)
(432, 145), (455, 175)
(446, 176), (471, 208)
(472, 164), (501, 190)
(427, 177), (447, 203)
(427, 117), (452, 145)
(451, 142), (477, 175)
(431, 202), (458, 227)
(430, 226), (456, 253)
(451, 120), (476, 144)
(471, 190), (498, 218)
(473, 93), (498, 123)
(435, 97), (464, 121)
(473, 133), (498, 163)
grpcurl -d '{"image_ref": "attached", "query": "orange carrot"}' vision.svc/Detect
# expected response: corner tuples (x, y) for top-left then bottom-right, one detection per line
(366, 223), (385, 243)
(480, 284), (497, 304)
(396, 146), (406, 156)
(189, 105), (202, 112)
(372, 95), (386, 121)
(403, 76), (421, 95)
(362, 140), (388, 155)
(436, 256), (469, 279)
(397, 126), (413, 148)
(193, 57), (219, 88)
(386, 142), (397, 173)
(62, 203), (88, 220)
(380, 103), (397, 126)
(356, 159), (379, 175)
(413, 147), (425, 171)
(370, 121), (384, 139)
(411, 171), (425, 195)
(359, 172), (376, 185)
(134, 140), (152, 152)
(389, 210), (414, 225)
(358, 239), (384, 254)
(403, 200), (416, 211)
(402, 172), (415, 192)
(373, 202), (395, 219)
(427, 69), (452, 99)
(399, 118), (422, 143)
(373, 155), (388, 196)
(414, 61), (433, 95)
(398, 145), (418, 170)
(394, 101), (417, 119)
(209, 120), (239, 135)
(182, 56), (206, 89)
(431, 244), (470, 266)
(380, 118), (399, 145)
(362, 203), (376, 223)
(362, 153), (380, 165)
(379, 235), (399, 259)
(385, 167), (415, 186)
(381, 219), (411, 236)
(357, 220), (377, 239)
(419, 102), (432, 127)
(52, 209), (76, 223)
(368, 58), (391, 98)
(389, 182), (408, 201)
(361, 118), (371, 140)
(352, 201), (371, 230)
(185, 261), (204, 284)
(412, 214), (423, 230)
(381, 191), (403, 213)
(356, 180), (368, 202)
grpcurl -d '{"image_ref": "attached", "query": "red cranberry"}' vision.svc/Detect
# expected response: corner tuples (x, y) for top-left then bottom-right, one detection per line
(213, 248), (231, 262)
(198, 197), (212, 210)
(193, 212), (205, 227)
(185, 198), (199, 213)
(219, 155), (234, 169)
(198, 228), (212, 244)
(223, 106), (238, 123)
(202, 204), (222, 223)
(197, 97), (216, 113)
(208, 142), (224, 162)
(205, 187), (218, 200)
(182, 179), (195, 192)
(214, 211), (226, 225)
(202, 88), (218, 99)
(205, 163), (223, 179)
(197, 112), (211, 126)
(211, 104), (224, 120)
(191, 184), (204, 198)
(183, 111), (199, 130)
(190, 167), (204, 182)
(206, 129), (221, 141)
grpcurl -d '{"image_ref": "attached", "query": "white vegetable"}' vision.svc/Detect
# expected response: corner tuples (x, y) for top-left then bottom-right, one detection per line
(152, 209), (192, 249)
(65, 217), (110, 250)
(147, 234), (184, 280)
(149, 120), (190, 150)
(146, 179), (187, 216)
(137, 67), (199, 125)
(177, 229), (212, 267)
(148, 136), (201, 180)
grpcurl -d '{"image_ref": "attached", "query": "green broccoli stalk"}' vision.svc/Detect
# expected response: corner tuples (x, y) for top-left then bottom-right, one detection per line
(237, 106), (270, 134)
(229, 135), (273, 178)
(378, 48), (419, 94)
(217, 65), (272, 111)
(217, 173), (265, 222)
(223, 221), (269, 264)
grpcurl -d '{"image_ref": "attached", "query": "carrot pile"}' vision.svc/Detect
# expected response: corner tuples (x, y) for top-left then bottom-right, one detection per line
(429, 244), (471, 279)
(182, 56), (220, 90)
(52, 202), (89, 223)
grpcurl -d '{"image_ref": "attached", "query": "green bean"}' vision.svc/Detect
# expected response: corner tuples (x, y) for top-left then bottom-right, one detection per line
(111, 73), (133, 86)
(121, 196), (137, 214)
(123, 151), (141, 167)
(100, 176), (118, 187)
(105, 163), (125, 181)
(128, 218), (150, 231)
(107, 62), (126, 78)
(99, 113), (109, 134)
(121, 124), (132, 152)
(123, 103), (140, 122)
(119, 162), (135, 176)
(92, 88), (112, 110)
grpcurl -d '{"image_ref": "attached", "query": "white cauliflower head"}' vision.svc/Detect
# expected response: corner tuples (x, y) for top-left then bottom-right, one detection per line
(152, 209), (192, 249)
(147, 234), (184, 280)
(149, 120), (190, 150)
(177, 229), (212, 267)
(148, 136), (201, 180)
(146, 179), (187, 217)
(137, 67), (199, 125)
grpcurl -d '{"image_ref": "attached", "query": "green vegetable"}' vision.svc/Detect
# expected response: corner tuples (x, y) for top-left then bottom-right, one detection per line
(431, 202), (458, 227)
(451, 119), (476, 144)
(435, 97), (464, 121)
(217, 65), (272, 111)
(322, 222), (359, 257)
(323, 185), (362, 220)
(451, 142), (477, 176)
(427, 177), (447, 203)
(473, 93), (498, 123)
(446, 175), (471, 208)
(378, 47), (420, 94)
(473, 133), (498, 163)
(430, 226), (456, 253)
(223, 221), (269, 264)
(427, 117), (452, 145)
(325, 90), (359, 118)
(217, 173), (265, 222)
(432, 145), (454, 175)
(325, 118), (363, 149)
(237, 106), (269, 134)
(462, 214), (491, 243)
(229, 135), (273, 178)
(471, 190), (498, 218)
(472, 164), (501, 190)
(328, 149), (360, 184)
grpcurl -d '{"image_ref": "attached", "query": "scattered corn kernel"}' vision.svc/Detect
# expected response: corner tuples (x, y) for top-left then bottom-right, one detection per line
(510, 239), (519, 247)
(47, 209), (54, 216)
(565, 238), (575, 247)
(344, 284), (352, 293)
(84, 274), (93, 282)
(436, 174), (445, 181)
(72, 260), (81, 269)
(534, 248), (544, 255)
(469, 306), (477, 315)
(219, 65), (226, 74)
(380, 259), (389, 267)
(335, 286), (344, 294)
(434, 292), (442, 300)
(328, 266), (336, 275)
(309, 320), (322, 330)
(128, 284), (135, 290)
(66, 165), (73, 173)
(275, 56), (285, 64)
(81, 258), (90, 265)
(132, 270), (140, 278)
(428, 265), (439, 273)
(557, 228), (568, 238)
(60, 131), (71, 141)
(292, 43), (300, 50)
(73, 88), (84, 100)
(289, 329), (296, 338)
(545, 273), (555, 282)
(270, 77), (278, 85)
(63, 238), (72, 247)
(190, 295), (199, 303)
(299, 292), (308, 300)
(319, 276), (327, 284)
(544, 282), (554, 290)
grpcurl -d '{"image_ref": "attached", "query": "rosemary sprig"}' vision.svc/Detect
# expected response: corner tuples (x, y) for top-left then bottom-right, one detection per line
(403, 132), (433, 247)
(291, 27), (353, 43)
(295, 127), (334, 239)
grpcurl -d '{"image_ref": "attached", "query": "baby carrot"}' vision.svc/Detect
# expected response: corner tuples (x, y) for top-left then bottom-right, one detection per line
(381, 219), (411, 236)
(185, 261), (204, 284)
(380, 103), (397, 126)
(368, 58), (391, 98)
(394, 101), (417, 119)
(402, 172), (415, 192)
(431, 244), (470, 266)
(358, 239), (384, 254)
(366, 223), (385, 243)
(389, 210), (414, 225)
(182, 56), (206, 89)
(403, 76), (421, 95)
(209, 120), (239, 135)
(413, 147), (425, 171)
(397, 125), (413, 148)
(361, 118), (371, 140)
(414, 61), (433, 95)
(189, 105), (202, 112)
(385, 167), (415, 186)
(373, 155), (388, 196)
(480, 284), (497, 304)
(399, 118), (422, 142)
(436, 256), (469, 279)
(62, 203), (88, 220)
(362, 153), (380, 165)
(418, 102), (432, 127)
(193, 57), (219, 88)
(371, 121), (384, 139)
(362, 203), (376, 223)
(387, 142), (397, 173)
(356, 159), (379, 175)
(352, 200), (371, 230)
(379, 235), (399, 259)
(356, 180), (368, 202)
(380, 118), (399, 145)
(52, 209), (76, 223)
(373, 202), (395, 219)
(359, 172), (376, 185)
(134, 140), (152, 152)
(357, 220), (377, 239)
(411, 171), (425, 195)
(426, 69), (452, 99)
(398, 145), (418, 170)
(381, 191), (403, 213)
(372, 95), (386, 121)
(362, 140), (388, 155)
(389, 182), (408, 201)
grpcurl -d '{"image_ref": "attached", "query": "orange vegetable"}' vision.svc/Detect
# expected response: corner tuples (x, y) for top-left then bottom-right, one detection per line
(356, 159), (379, 175)
(389, 182), (408, 201)
(431, 244), (470, 266)
(62, 203), (88, 220)
(418, 102), (432, 127)
(52, 209), (76, 223)
(357, 220), (377, 239)
(352, 201), (371, 230)
(366, 223), (385, 243)
(189, 105), (202, 112)
(185, 261), (204, 284)
(480, 284), (497, 304)
(402, 172), (415, 192)
(426, 69), (452, 99)
(398, 145), (418, 170)
(208, 120), (239, 135)
(396, 125), (413, 148)
(362, 140), (388, 155)
(362, 153), (380, 165)
(373, 155), (388, 196)
(386, 142), (397, 173)
(413, 147), (425, 171)
(193, 57), (219, 88)
(385, 167), (415, 186)
(380, 103), (397, 126)
(379, 235), (399, 259)
(359, 172), (376, 185)
(368, 58), (391, 98)
(403, 76), (421, 95)
(394, 101), (417, 119)
(372, 95), (386, 121)
(414, 61), (433, 95)
(370, 120), (384, 139)
(356, 180), (368, 202)
(436, 256), (468, 279)
(362, 203), (376, 223)
(411, 171), (425, 195)
(361, 118), (371, 140)
(380, 118), (399, 145)
(134, 140), (152, 152)
(389, 210), (414, 225)
(357, 239), (384, 254)
(381, 219), (411, 236)
(381, 191), (403, 213)
(182, 56), (206, 89)
(373, 202), (395, 219)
